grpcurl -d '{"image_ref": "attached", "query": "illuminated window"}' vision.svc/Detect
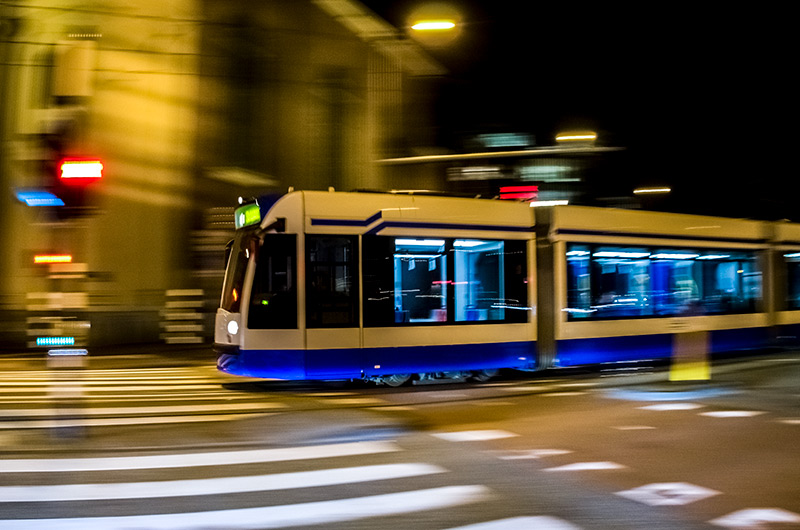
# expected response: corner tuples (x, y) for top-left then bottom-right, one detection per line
(362, 236), (528, 326)
(566, 244), (761, 320)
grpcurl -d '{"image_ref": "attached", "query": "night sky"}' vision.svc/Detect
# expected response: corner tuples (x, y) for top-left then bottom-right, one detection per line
(360, 2), (794, 220)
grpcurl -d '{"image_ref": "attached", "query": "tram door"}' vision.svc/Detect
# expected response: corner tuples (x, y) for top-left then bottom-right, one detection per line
(304, 235), (361, 379)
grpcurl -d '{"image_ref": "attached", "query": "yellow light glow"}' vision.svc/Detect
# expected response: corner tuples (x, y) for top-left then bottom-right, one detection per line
(412, 20), (456, 30)
(34, 254), (73, 264)
(555, 132), (598, 142)
(633, 187), (672, 194)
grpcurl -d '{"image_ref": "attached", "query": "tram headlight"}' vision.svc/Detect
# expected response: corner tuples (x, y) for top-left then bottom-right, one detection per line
(227, 320), (239, 336)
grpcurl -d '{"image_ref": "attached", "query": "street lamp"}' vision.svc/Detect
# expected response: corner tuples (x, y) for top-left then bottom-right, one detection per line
(407, 4), (461, 46)
(411, 20), (456, 31)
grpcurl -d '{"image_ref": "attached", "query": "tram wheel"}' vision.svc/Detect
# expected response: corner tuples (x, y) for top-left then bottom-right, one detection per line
(381, 373), (412, 387)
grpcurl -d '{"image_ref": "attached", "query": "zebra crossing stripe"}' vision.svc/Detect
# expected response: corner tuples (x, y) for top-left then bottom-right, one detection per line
(447, 516), (582, 529)
(433, 430), (518, 442)
(0, 412), (275, 430)
(0, 463), (445, 502)
(1, 402), (286, 417)
(0, 440), (400, 473)
(0, 485), (491, 530)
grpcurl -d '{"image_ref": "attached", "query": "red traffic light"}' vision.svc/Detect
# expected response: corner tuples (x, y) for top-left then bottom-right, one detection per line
(59, 158), (103, 184)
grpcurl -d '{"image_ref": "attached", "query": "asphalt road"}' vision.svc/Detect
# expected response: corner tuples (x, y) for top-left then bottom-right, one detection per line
(0, 348), (798, 529)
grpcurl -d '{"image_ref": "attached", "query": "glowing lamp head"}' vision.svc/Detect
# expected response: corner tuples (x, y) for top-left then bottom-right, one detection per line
(59, 158), (103, 185)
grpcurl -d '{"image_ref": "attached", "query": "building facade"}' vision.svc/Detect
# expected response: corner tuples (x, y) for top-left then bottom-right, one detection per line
(0, 0), (444, 348)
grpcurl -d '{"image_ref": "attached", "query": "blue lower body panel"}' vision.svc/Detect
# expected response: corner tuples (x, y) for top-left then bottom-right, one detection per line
(555, 327), (770, 367)
(218, 341), (536, 380)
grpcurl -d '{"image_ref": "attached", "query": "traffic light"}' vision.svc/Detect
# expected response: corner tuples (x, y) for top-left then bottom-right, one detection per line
(59, 158), (103, 184)
(52, 157), (103, 218)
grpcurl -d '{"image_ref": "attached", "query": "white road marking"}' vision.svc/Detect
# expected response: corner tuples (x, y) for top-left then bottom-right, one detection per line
(639, 403), (703, 411)
(710, 508), (800, 528)
(0, 485), (492, 530)
(490, 449), (572, 460)
(778, 418), (800, 425)
(325, 398), (386, 406)
(0, 413), (276, 430)
(499, 385), (554, 393)
(0, 463), (445, 502)
(0, 384), (225, 393)
(0, 440), (401, 473)
(446, 516), (582, 529)
(613, 425), (656, 430)
(700, 411), (766, 418)
(433, 430), (519, 442)
(1, 402), (285, 417)
(540, 391), (587, 397)
(616, 482), (720, 506)
(543, 462), (626, 472)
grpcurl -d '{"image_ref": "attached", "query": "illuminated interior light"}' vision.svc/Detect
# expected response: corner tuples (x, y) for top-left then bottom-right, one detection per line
(412, 20), (456, 30)
(395, 239), (445, 247)
(593, 251), (650, 259)
(34, 254), (73, 264)
(784, 253), (800, 259)
(698, 254), (731, 260)
(454, 240), (485, 248)
(60, 159), (103, 181)
(651, 253), (700, 260)
(633, 187), (672, 194)
(394, 253), (444, 259)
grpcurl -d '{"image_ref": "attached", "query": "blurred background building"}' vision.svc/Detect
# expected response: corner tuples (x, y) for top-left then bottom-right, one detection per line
(0, 0), (650, 350)
(0, 0), (453, 348)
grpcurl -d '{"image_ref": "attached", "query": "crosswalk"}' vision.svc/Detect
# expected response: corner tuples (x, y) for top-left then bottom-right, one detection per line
(0, 436), (584, 529)
(0, 365), (284, 429)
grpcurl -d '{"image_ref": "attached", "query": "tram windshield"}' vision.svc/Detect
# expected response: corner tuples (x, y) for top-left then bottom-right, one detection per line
(220, 230), (255, 313)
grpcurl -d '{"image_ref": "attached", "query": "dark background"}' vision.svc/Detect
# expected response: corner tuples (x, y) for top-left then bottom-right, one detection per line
(361, 2), (794, 220)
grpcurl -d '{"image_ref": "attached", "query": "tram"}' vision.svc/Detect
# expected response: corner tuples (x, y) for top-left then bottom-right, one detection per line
(214, 189), (800, 384)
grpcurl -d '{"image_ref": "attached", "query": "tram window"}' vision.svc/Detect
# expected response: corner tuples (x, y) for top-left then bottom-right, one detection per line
(248, 234), (297, 329)
(589, 246), (651, 319)
(454, 239), (528, 323)
(363, 236), (450, 325)
(362, 236), (396, 326)
(784, 253), (800, 310)
(566, 244), (761, 320)
(306, 236), (358, 327)
(393, 238), (448, 324)
(363, 236), (528, 326)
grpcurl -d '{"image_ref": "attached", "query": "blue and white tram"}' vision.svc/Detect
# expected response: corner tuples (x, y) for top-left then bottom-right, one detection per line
(535, 206), (769, 367)
(215, 190), (537, 384)
(215, 189), (800, 383)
